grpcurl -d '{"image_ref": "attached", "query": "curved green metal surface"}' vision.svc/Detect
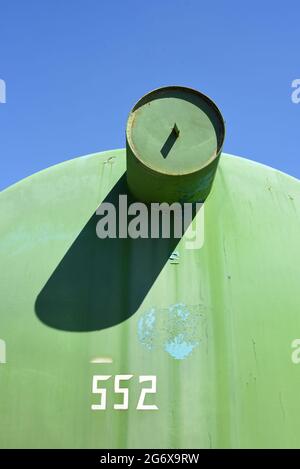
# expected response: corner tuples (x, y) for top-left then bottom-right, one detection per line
(0, 150), (300, 448)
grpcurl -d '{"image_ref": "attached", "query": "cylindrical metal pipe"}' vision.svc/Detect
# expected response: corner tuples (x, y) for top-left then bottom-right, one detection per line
(126, 86), (225, 203)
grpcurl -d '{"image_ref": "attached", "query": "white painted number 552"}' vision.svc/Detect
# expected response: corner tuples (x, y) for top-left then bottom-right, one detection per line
(91, 374), (158, 411)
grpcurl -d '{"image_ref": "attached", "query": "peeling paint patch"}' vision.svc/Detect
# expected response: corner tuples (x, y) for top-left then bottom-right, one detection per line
(137, 303), (205, 360)
(0, 339), (6, 364)
(164, 334), (198, 359)
(137, 308), (156, 350)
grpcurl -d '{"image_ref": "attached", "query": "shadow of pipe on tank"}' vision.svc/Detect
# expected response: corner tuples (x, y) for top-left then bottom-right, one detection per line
(35, 173), (199, 332)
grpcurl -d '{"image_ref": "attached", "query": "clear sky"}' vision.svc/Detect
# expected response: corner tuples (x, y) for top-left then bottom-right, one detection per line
(0, 0), (299, 190)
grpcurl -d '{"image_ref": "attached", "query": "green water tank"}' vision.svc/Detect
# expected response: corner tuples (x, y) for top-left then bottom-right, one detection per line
(1, 87), (300, 449)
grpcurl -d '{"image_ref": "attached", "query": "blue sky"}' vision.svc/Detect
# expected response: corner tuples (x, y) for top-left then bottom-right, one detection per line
(0, 0), (299, 190)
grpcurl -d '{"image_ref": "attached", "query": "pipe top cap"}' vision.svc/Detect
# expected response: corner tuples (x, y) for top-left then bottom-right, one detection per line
(126, 86), (225, 176)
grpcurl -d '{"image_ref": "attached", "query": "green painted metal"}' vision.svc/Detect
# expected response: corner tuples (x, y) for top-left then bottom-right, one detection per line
(1, 149), (300, 448)
(126, 86), (225, 203)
